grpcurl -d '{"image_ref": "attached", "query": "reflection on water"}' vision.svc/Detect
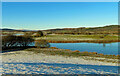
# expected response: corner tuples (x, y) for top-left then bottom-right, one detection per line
(103, 43), (106, 47)
(1, 33), (24, 36)
(14, 33), (24, 36)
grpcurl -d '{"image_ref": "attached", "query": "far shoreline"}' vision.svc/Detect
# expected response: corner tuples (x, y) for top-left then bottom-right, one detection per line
(35, 40), (120, 43)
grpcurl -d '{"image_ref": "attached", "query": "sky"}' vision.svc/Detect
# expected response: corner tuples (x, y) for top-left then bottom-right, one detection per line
(2, 0), (120, 2)
(2, 2), (118, 30)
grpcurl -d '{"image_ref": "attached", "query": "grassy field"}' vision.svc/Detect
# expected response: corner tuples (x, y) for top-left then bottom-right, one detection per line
(35, 34), (119, 43)
(24, 47), (119, 63)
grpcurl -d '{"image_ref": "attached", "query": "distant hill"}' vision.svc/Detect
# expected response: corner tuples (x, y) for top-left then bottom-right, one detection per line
(43, 25), (120, 35)
(2, 25), (119, 35)
(1, 28), (15, 31)
(1, 28), (36, 32)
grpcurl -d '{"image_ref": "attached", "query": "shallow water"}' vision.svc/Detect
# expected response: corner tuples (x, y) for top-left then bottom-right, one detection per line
(2, 63), (118, 74)
(50, 42), (119, 55)
(14, 33), (24, 36)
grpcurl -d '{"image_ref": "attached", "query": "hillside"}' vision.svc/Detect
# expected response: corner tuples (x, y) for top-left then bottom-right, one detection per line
(44, 25), (119, 35)
(2, 25), (120, 35)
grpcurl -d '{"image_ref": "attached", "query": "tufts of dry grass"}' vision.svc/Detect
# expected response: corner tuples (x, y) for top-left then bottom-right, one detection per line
(24, 47), (119, 59)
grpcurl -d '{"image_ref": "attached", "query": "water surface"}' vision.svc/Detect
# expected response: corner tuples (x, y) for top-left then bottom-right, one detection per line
(50, 42), (119, 55)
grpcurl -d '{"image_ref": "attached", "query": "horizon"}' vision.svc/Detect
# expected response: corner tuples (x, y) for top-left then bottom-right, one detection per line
(2, 2), (118, 30)
(1, 25), (119, 31)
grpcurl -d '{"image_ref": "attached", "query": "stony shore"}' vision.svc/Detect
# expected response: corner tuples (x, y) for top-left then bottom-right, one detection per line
(2, 51), (119, 74)
(2, 51), (118, 66)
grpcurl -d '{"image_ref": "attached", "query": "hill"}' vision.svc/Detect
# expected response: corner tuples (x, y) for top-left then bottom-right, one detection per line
(44, 25), (119, 35)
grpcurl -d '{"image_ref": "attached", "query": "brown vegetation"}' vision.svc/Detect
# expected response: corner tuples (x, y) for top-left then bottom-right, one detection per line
(35, 40), (50, 48)
(51, 47), (58, 49)
(25, 47), (119, 60)
(44, 25), (119, 35)
(47, 40), (120, 43)
(72, 50), (80, 53)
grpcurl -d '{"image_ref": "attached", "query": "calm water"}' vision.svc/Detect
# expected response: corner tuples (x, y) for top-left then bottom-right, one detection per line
(50, 42), (119, 55)
(14, 33), (24, 36)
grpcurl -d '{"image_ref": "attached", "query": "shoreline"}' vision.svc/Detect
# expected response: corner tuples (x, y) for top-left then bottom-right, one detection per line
(2, 51), (118, 66)
(35, 40), (120, 43)
(2, 46), (119, 59)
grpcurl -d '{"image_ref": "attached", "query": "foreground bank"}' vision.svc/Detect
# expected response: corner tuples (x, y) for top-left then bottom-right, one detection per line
(2, 48), (119, 66)
(2, 50), (119, 74)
